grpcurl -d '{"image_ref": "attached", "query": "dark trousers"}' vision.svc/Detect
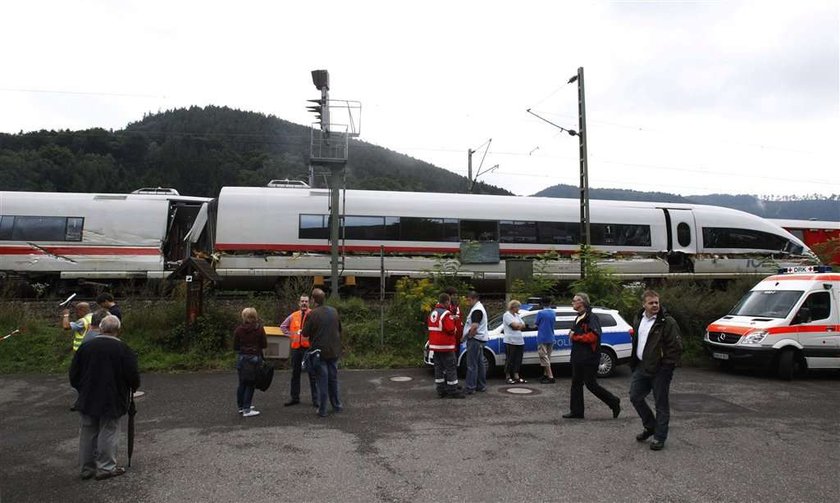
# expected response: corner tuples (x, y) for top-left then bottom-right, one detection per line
(236, 354), (259, 410)
(570, 362), (619, 416)
(630, 365), (674, 442)
(505, 343), (524, 378)
(314, 356), (341, 416)
(289, 348), (318, 404)
(465, 339), (487, 392)
(434, 351), (458, 395)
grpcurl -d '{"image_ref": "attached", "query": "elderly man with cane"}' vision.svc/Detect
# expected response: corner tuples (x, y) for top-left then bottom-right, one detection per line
(70, 315), (140, 480)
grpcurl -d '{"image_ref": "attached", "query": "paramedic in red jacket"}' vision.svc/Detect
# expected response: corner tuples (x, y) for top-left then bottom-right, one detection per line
(428, 293), (464, 399)
(562, 293), (621, 420)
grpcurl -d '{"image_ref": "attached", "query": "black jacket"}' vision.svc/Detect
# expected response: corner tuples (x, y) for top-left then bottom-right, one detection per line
(302, 305), (342, 360)
(570, 308), (602, 365)
(69, 336), (140, 418)
(631, 308), (683, 374)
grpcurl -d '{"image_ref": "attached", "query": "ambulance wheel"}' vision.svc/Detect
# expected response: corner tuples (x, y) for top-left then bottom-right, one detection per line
(776, 349), (798, 381)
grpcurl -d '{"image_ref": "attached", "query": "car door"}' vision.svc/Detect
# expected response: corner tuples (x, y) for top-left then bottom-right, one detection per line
(552, 311), (575, 363)
(520, 312), (541, 364)
(795, 290), (839, 369)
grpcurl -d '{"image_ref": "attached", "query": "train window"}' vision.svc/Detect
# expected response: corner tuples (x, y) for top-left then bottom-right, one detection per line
(0, 216), (12, 240)
(342, 216), (385, 240)
(299, 214), (329, 240)
(591, 224), (651, 247)
(460, 220), (498, 242)
(536, 221), (579, 245)
(703, 227), (788, 251)
(500, 220), (537, 243)
(5, 216), (73, 241)
(384, 217), (400, 240)
(400, 217), (445, 241)
(66, 217), (84, 241)
(442, 219), (459, 242)
(677, 222), (691, 247)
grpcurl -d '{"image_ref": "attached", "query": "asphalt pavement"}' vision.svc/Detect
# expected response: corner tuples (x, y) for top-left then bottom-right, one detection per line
(1, 364), (838, 503)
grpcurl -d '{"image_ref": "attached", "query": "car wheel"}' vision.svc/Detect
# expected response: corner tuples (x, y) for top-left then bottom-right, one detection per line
(777, 349), (798, 381)
(597, 348), (617, 378)
(457, 350), (496, 378)
(483, 349), (496, 377)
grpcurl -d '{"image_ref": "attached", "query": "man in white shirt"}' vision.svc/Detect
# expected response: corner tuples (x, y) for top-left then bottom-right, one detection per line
(629, 290), (683, 451)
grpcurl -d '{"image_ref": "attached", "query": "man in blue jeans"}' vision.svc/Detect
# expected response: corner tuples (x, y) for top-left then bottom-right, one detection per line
(629, 290), (683, 451)
(301, 288), (343, 417)
(535, 298), (556, 384)
(462, 291), (489, 395)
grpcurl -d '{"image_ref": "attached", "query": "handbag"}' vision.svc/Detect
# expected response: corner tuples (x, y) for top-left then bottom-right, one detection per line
(254, 355), (275, 392)
(302, 349), (321, 374)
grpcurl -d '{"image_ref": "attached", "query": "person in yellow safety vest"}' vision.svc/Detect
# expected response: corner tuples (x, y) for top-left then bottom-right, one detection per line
(280, 295), (318, 408)
(63, 302), (93, 352)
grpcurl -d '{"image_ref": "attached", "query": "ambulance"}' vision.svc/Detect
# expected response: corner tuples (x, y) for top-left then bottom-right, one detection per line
(704, 266), (839, 379)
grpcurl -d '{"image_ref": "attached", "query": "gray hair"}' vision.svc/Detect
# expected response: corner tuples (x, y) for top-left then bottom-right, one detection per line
(574, 292), (591, 308)
(91, 309), (110, 327)
(99, 315), (121, 335)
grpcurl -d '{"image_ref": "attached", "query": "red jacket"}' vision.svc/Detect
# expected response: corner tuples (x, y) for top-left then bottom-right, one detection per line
(448, 303), (464, 338)
(428, 304), (457, 352)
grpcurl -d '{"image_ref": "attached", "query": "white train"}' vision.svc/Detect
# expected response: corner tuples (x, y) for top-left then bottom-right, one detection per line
(0, 189), (212, 292)
(0, 184), (817, 292)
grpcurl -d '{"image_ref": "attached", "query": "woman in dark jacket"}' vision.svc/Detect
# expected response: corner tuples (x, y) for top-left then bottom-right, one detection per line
(233, 307), (267, 417)
(562, 293), (621, 419)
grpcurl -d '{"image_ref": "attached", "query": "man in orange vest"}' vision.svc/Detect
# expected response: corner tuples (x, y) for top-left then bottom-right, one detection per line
(281, 294), (317, 407)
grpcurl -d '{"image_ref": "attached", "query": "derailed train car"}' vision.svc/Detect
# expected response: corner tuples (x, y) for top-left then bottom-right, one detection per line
(0, 184), (818, 293)
(0, 189), (213, 293)
(212, 185), (816, 289)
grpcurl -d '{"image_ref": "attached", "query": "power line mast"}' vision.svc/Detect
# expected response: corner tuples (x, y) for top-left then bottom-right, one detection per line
(570, 67), (591, 279)
(307, 69), (361, 299)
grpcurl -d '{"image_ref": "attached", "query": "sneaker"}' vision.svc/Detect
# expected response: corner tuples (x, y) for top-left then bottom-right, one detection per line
(636, 429), (655, 442)
(242, 409), (261, 417)
(539, 376), (556, 384)
(650, 440), (665, 451)
(506, 378), (516, 384)
(283, 399), (300, 407)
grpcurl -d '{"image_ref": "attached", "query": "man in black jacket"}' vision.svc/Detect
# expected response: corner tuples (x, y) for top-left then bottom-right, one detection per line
(629, 290), (683, 451)
(69, 315), (140, 480)
(302, 288), (343, 418)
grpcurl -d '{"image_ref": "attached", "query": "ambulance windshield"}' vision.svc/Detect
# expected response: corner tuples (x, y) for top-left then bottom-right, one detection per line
(729, 290), (804, 318)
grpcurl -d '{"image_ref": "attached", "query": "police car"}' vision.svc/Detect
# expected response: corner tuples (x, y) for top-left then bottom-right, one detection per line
(704, 266), (840, 379)
(423, 306), (634, 378)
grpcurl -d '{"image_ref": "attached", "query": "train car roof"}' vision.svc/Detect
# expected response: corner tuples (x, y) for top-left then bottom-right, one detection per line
(0, 190), (213, 204)
(218, 186), (756, 214)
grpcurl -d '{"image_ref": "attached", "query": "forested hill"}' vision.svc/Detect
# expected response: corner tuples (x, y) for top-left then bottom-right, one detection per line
(534, 185), (839, 221)
(0, 106), (509, 197)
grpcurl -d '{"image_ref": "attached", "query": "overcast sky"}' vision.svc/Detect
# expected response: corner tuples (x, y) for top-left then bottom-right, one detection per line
(1, 0), (838, 199)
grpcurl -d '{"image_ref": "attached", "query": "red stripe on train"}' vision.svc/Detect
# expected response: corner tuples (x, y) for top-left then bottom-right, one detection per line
(0, 246), (160, 256)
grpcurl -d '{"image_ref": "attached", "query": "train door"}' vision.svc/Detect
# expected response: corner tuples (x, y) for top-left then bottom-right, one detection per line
(162, 201), (211, 268)
(661, 208), (697, 273)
